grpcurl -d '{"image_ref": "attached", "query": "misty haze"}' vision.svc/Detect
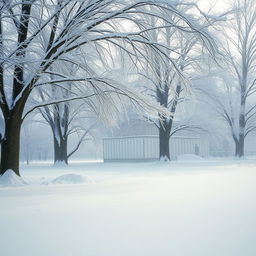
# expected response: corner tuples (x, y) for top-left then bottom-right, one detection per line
(0, 0), (256, 256)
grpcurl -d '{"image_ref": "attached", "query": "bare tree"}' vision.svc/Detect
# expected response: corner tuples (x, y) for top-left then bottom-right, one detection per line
(200, 0), (256, 158)
(140, 1), (216, 160)
(37, 84), (95, 164)
(0, 0), (216, 176)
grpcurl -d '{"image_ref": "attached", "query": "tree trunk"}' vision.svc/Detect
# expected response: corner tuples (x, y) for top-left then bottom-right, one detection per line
(235, 107), (245, 158)
(54, 136), (68, 164)
(235, 135), (244, 158)
(0, 113), (22, 176)
(159, 123), (170, 161)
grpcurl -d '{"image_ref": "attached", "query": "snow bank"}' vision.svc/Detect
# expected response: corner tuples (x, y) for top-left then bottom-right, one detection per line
(52, 161), (69, 168)
(47, 174), (88, 185)
(159, 156), (169, 162)
(1, 161), (256, 256)
(0, 169), (27, 187)
(177, 154), (205, 161)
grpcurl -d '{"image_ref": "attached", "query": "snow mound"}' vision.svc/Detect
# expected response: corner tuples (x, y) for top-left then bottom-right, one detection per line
(52, 161), (69, 168)
(0, 169), (27, 187)
(159, 156), (170, 162)
(177, 154), (205, 161)
(49, 174), (88, 185)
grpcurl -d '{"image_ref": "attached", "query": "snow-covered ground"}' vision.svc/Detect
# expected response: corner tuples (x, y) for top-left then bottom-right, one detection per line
(1, 158), (256, 256)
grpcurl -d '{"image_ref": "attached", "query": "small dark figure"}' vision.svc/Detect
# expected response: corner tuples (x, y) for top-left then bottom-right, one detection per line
(195, 144), (199, 156)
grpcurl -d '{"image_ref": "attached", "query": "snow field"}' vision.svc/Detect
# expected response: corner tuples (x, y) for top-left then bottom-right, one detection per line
(0, 159), (256, 256)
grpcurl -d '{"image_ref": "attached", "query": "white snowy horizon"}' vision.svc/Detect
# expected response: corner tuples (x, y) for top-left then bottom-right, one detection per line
(1, 158), (256, 256)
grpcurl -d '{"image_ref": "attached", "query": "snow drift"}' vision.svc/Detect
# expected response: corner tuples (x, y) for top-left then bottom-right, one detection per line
(0, 169), (27, 187)
(48, 174), (88, 185)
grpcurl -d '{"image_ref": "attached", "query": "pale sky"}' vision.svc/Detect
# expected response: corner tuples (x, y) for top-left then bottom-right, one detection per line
(198, 0), (230, 14)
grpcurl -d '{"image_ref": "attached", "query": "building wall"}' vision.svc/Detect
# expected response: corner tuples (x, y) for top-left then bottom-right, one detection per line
(103, 135), (209, 162)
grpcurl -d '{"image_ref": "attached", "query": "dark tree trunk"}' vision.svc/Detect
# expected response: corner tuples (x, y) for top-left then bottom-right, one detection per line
(156, 74), (181, 161)
(0, 112), (22, 176)
(235, 135), (244, 158)
(235, 107), (245, 158)
(0, 2), (32, 177)
(54, 136), (68, 164)
(159, 126), (170, 160)
(159, 118), (171, 161)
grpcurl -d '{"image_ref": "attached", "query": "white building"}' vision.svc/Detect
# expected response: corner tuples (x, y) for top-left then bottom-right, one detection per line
(103, 135), (209, 162)
(103, 119), (210, 162)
